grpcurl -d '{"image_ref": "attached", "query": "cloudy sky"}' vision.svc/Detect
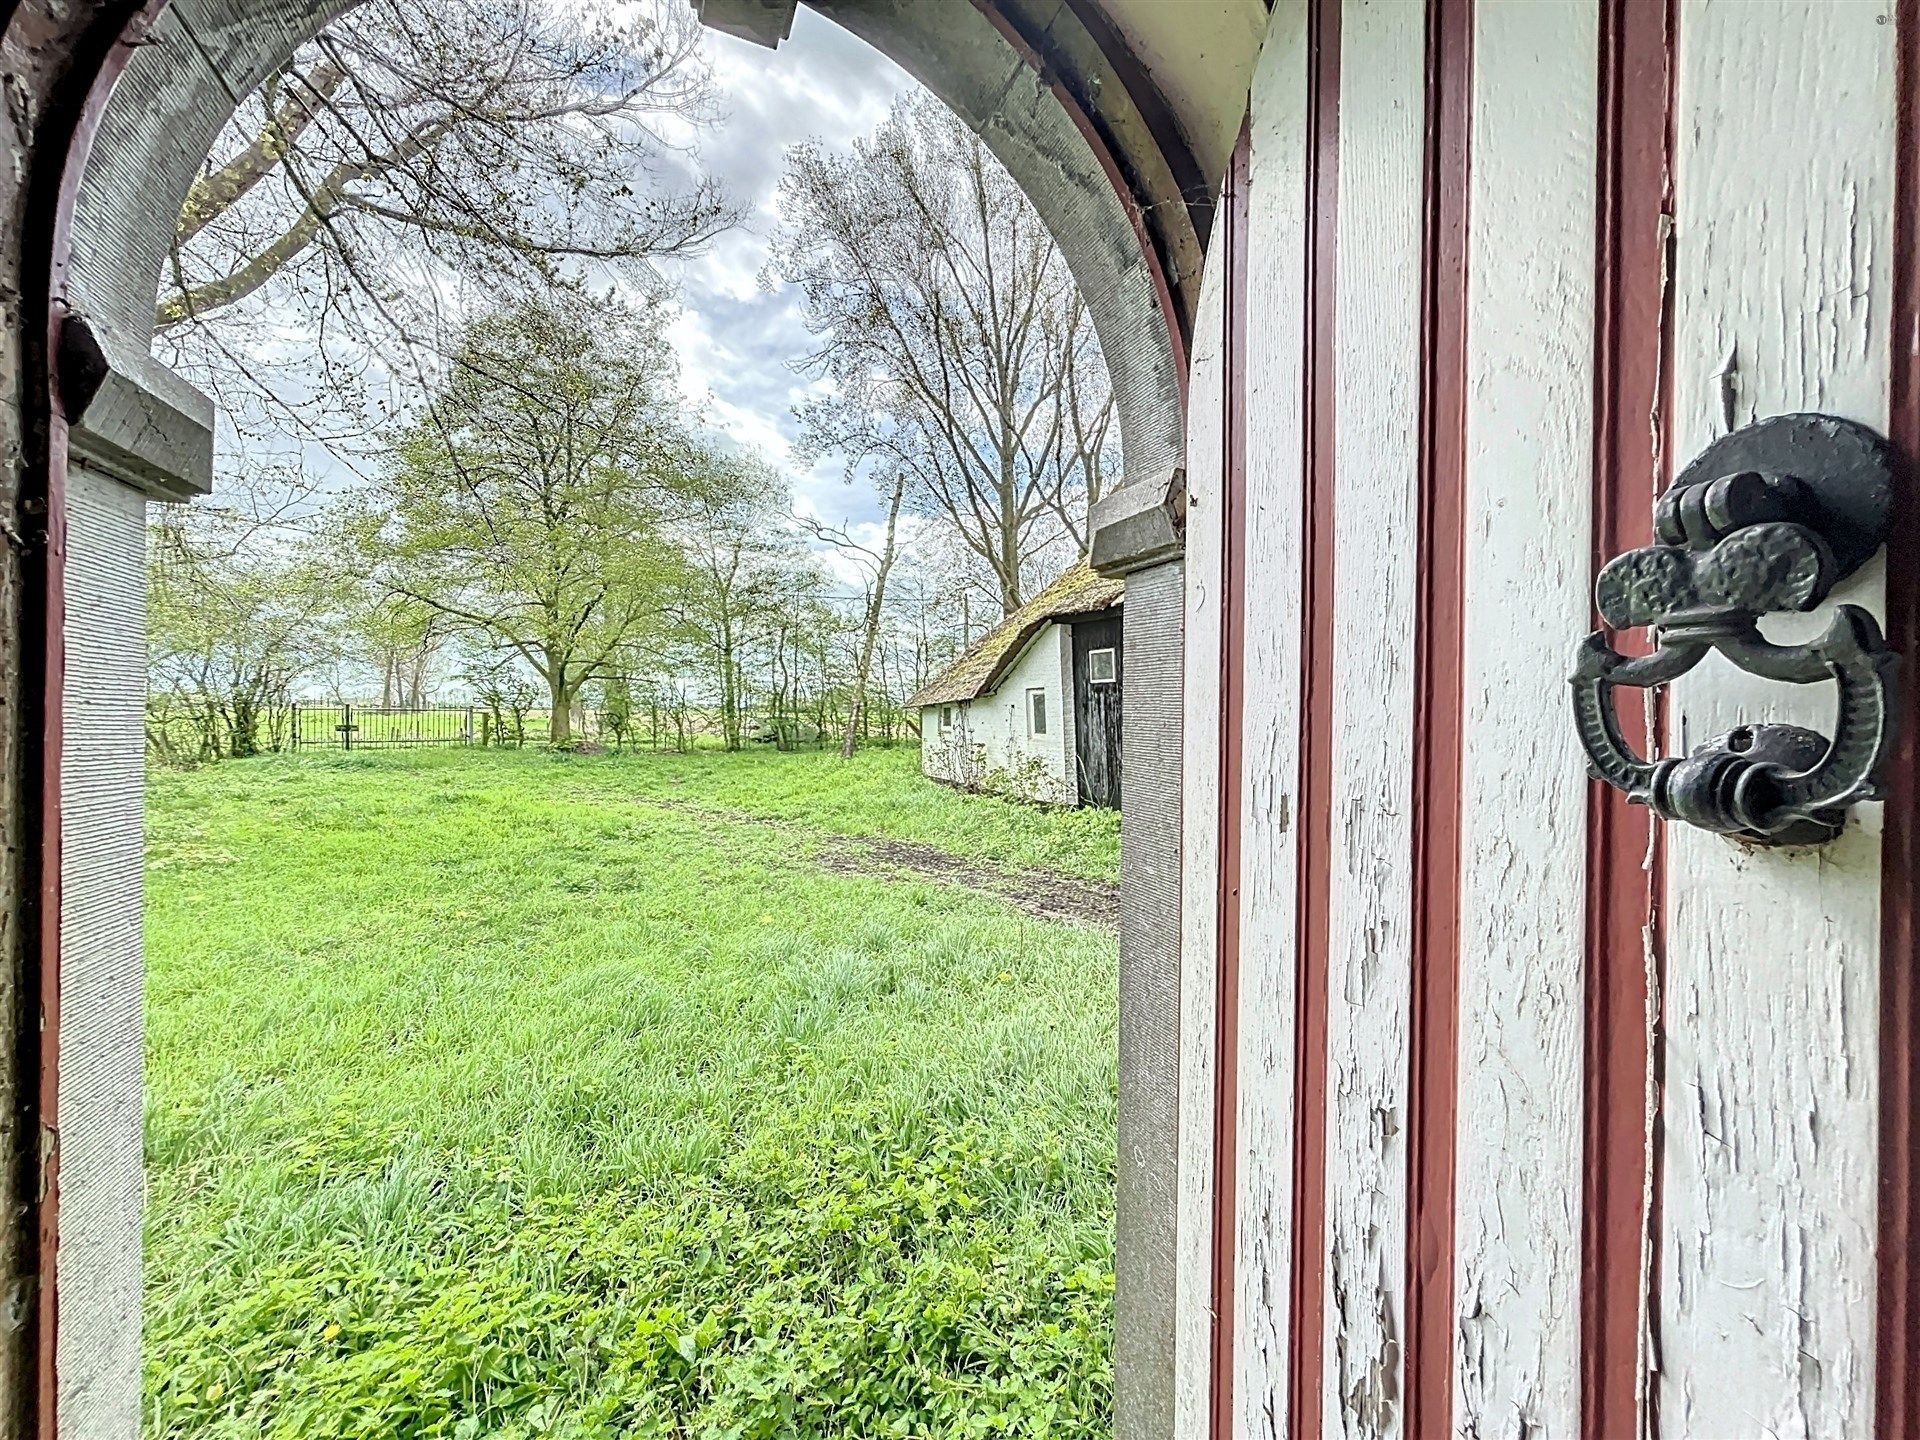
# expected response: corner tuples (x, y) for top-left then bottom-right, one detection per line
(658, 10), (914, 535)
(196, 6), (919, 559)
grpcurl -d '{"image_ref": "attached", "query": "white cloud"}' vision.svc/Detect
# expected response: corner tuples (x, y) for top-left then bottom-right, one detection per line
(199, 6), (917, 558)
(655, 9), (913, 530)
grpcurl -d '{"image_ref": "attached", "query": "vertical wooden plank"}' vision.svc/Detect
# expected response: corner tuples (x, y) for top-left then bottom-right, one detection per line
(1582, 4), (1673, 1436)
(1235, 4), (1312, 1432)
(1448, 2), (1598, 1433)
(1313, 1), (1424, 1434)
(1205, 121), (1251, 1440)
(1213, 122), (1252, 1440)
(1177, 211), (1229, 1440)
(1661, 3), (1896, 1433)
(1402, 0), (1473, 1428)
(1879, 7), (1920, 1435)
(1290, 0), (1342, 1432)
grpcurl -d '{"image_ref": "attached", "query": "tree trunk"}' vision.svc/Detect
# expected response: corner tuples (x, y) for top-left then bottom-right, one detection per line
(228, 694), (260, 758)
(998, 460), (1023, 615)
(720, 638), (740, 751)
(548, 670), (572, 745)
(842, 476), (906, 759)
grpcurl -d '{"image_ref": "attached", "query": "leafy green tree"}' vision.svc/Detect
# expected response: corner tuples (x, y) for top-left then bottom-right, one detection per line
(460, 651), (539, 747)
(354, 289), (702, 744)
(148, 465), (342, 759)
(594, 672), (635, 749)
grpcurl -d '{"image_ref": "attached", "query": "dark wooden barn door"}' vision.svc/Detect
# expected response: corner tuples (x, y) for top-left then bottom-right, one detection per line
(1071, 611), (1123, 808)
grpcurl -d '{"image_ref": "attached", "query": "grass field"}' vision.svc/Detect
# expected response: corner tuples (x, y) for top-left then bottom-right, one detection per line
(144, 746), (1120, 1439)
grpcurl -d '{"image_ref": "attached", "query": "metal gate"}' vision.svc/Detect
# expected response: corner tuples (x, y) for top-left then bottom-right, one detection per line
(291, 704), (476, 751)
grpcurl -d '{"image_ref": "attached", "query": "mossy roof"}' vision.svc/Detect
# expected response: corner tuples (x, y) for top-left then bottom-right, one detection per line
(906, 559), (1124, 708)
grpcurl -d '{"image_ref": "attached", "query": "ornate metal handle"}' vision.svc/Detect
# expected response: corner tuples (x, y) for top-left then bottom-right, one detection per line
(1570, 413), (1900, 846)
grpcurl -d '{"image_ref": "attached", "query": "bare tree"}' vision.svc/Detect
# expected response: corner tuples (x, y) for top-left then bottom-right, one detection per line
(148, 465), (342, 759)
(773, 95), (1119, 617)
(804, 473), (906, 758)
(346, 593), (450, 707)
(160, 0), (738, 435)
(667, 460), (826, 752)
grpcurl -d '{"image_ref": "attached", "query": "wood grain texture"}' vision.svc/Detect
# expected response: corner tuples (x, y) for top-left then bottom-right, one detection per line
(1212, 121), (1251, 1440)
(1177, 188), (1229, 1440)
(1660, 3), (1895, 1433)
(1449, 4), (1598, 1434)
(1401, 0), (1471, 1428)
(1878, 7), (1920, 1433)
(1312, 2), (1424, 1435)
(1234, 7), (1312, 1435)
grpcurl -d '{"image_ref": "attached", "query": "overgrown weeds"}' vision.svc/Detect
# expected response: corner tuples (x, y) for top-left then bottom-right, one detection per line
(146, 747), (1118, 1438)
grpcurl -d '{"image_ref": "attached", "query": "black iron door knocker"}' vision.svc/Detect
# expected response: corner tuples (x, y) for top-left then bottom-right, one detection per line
(1571, 413), (1900, 846)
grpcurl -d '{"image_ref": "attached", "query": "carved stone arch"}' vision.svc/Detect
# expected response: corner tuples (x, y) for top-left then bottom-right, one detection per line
(49, 3), (1215, 1438)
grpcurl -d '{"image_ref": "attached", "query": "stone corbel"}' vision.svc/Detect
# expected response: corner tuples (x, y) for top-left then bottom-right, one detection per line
(693, 0), (797, 48)
(57, 311), (213, 502)
(1090, 466), (1186, 578)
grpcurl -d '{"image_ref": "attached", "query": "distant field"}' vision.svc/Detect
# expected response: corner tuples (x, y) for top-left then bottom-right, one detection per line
(144, 746), (1120, 1438)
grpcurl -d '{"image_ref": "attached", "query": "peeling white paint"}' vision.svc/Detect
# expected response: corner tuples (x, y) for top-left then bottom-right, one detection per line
(1235, 6), (1312, 1435)
(1660, 3), (1894, 1434)
(1176, 181), (1230, 1440)
(1317, 3), (1426, 1436)
(1177, 4), (1904, 1435)
(1449, 5), (1597, 1436)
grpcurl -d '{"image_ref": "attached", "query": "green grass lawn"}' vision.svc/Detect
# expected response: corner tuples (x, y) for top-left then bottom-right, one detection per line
(144, 746), (1120, 1439)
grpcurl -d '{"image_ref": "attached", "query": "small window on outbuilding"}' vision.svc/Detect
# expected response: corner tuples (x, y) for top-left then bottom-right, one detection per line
(1088, 647), (1117, 685)
(941, 705), (953, 730)
(1027, 689), (1048, 736)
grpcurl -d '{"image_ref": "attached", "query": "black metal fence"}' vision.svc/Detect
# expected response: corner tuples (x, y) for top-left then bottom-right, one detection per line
(291, 704), (476, 751)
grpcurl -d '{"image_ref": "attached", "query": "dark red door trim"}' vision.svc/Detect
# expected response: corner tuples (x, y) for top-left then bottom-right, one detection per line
(1285, 2), (1341, 1435)
(1580, 3), (1674, 1438)
(1878, 3), (1920, 1434)
(1208, 119), (1252, 1440)
(1403, 0), (1472, 1429)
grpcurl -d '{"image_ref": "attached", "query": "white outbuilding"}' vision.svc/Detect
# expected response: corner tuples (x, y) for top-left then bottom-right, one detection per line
(909, 561), (1124, 809)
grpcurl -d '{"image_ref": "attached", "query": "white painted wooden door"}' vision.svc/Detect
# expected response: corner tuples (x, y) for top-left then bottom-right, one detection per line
(1178, 2), (1920, 1438)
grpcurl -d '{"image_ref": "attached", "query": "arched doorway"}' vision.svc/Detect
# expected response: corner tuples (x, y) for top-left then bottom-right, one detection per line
(5, 2), (1265, 1435)
(18, 2), (1920, 1436)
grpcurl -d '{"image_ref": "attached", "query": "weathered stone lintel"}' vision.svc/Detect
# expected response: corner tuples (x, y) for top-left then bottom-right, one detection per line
(1091, 466), (1186, 578)
(693, 0), (797, 49)
(59, 313), (212, 502)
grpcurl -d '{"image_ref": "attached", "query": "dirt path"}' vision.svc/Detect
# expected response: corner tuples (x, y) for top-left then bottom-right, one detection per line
(815, 834), (1118, 929)
(637, 798), (1119, 931)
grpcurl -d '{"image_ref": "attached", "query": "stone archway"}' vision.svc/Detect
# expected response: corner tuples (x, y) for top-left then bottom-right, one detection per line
(20, 2), (1262, 1436)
